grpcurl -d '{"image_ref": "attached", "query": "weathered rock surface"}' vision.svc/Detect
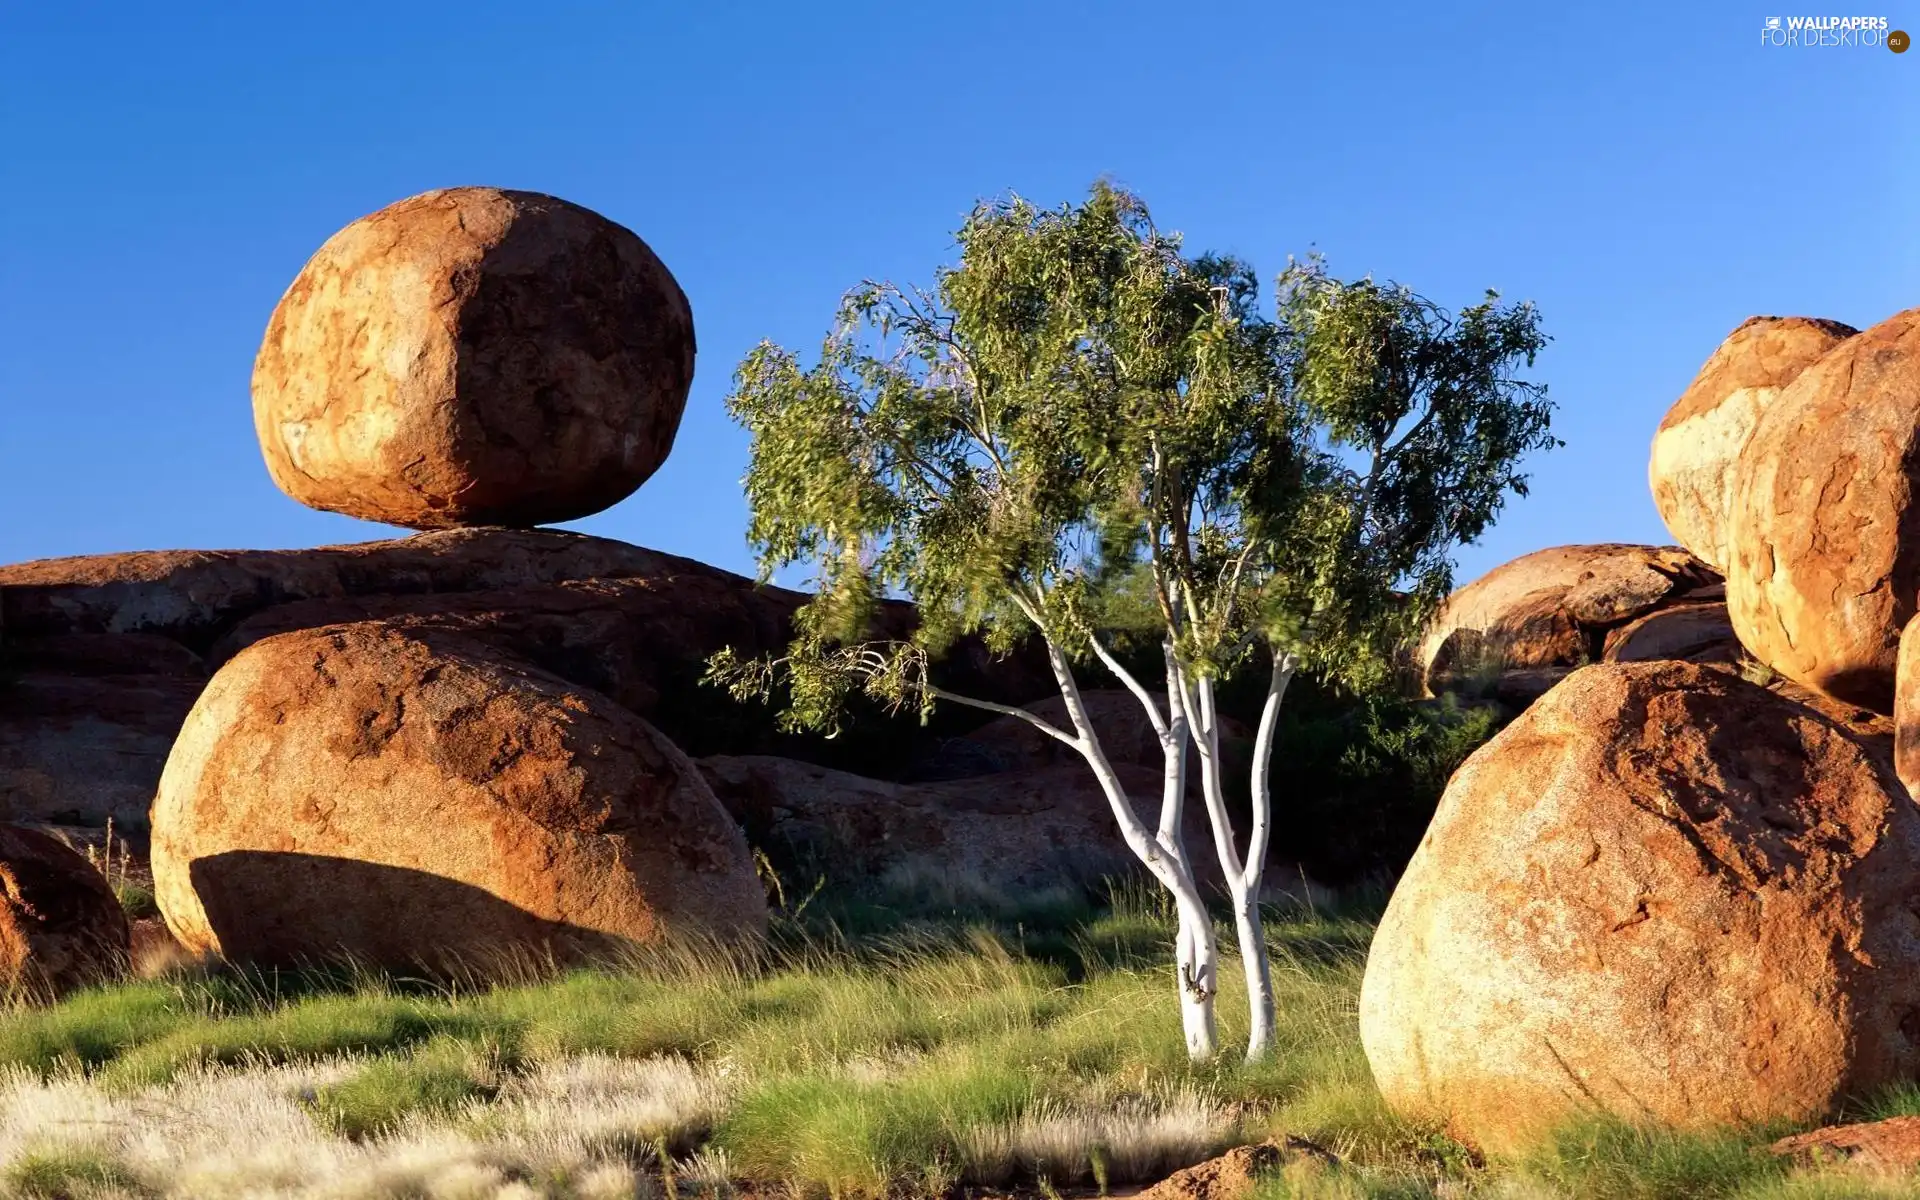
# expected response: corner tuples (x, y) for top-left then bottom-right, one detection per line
(0, 824), (129, 996)
(1727, 307), (1920, 713)
(252, 187), (694, 529)
(1773, 1116), (1920, 1173)
(0, 529), (1054, 826)
(1361, 661), (1920, 1152)
(1893, 613), (1920, 799)
(0, 530), (704, 829)
(1600, 603), (1740, 666)
(697, 755), (1218, 895)
(1417, 544), (1721, 706)
(213, 580), (1051, 772)
(0, 528), (684, 648)
(1650, 317), (1856, 570)
(1136, 1138), (1339, 1200)
(0, 671), (208, 827)
(152, 621), (767, 969)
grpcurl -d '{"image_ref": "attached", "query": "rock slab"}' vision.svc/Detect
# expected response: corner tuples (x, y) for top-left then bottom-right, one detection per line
(1773, 1116), (1920, 1174)
(1418, 544), (1721, 706)
(698, 754), (1222, 897)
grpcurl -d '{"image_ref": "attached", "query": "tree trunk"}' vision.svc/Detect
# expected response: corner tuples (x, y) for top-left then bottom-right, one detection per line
(1039, 637), (1219, 1062)
(1232, 886), (1275, 1059)
(1175, 902), (1220, 1059)
(1180, 654), (1293, 1062)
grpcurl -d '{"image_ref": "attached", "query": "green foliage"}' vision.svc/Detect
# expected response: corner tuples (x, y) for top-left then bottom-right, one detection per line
(1516, 1117), (1790, 1200)
(710, 180), (1555, 732)
(1265, 691), (1503, 882)
(112, 881), (157, 922)
(2, 898), (1911, 1197)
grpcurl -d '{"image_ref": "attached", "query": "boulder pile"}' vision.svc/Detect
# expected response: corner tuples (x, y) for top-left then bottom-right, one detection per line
(0, 187), (1081, 985)
(1369, 305), (1920, 1149)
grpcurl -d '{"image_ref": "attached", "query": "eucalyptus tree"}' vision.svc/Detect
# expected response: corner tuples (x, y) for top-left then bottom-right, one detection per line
(709, 182), (1554, 1061)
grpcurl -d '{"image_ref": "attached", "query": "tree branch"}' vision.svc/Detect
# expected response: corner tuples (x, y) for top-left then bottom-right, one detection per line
(1087, 636), (1169, 739)
(925, 685), (1081, 748)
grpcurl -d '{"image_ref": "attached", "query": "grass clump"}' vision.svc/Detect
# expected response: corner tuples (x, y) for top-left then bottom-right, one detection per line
(1514, 1117), (1789, 1199)
(307, 1036), (500, 1139)
(1, 1145), (143, 1199)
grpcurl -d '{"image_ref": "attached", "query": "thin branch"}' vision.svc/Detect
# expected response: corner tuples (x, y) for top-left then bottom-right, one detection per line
(1183, 671), (1247, 886)
(925, 685), (1081, 749)
(1087, 636), (1169, 739)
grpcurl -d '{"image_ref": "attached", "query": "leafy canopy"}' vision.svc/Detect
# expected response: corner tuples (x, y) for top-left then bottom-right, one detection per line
(712, 182), (1555, 732)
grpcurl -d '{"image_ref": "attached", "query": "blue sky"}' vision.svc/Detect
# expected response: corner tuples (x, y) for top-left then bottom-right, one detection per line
(2, 2), (1913, 589)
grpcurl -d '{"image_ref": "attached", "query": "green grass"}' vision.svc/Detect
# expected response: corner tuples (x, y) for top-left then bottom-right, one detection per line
(307, 1035), (500, 1139)
(1, 1145), (143, 1199)
(112, 880), (159, 922)
(2, 881), (1917, 1198)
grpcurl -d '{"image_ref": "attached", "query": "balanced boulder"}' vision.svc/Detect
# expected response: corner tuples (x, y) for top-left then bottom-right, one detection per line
(252, 188), (694, 529)
(0, 824), (129, 996)
(1649, 316), (1855, 570)
(1361, 661), (1920, 1152)
(151, 621), (766, 969)
(1417, 544), (1721, 706)
(1727, 307), (1920, 712)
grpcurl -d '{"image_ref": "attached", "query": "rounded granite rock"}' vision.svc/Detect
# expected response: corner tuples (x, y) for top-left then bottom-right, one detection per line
(151, 620), (767, 971)
(1726, 307), (1920, 712)
(252, 187), (695, 530)
(1361, 661), (1920, 1152)
(1649, 316), (1855, 571)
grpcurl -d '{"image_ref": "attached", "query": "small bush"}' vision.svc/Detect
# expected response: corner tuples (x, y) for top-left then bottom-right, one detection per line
(112, 881), (158, 922)
(308, 1036), (499, 1139)
(1265, 692), (1502, 883)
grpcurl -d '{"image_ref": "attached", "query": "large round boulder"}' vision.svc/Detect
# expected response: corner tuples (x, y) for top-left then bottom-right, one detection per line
(1727, 307), (1920, 712)
(0, 824), (129, 997)
(1417, 544), (1720, 706)
(1649, 316), (1855, 570)
(252, 188), (694, 529)
(1361, 661), (1920, 1152)
(151, 621), (765, 970)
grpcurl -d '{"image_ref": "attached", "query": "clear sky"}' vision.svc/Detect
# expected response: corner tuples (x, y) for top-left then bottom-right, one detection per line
(2, 2), (1914, 589)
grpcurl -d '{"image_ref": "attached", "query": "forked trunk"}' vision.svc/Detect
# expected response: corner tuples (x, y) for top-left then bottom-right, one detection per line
(1039, 638), (1220, 1062)
(1182, 653), (1295, 1062)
